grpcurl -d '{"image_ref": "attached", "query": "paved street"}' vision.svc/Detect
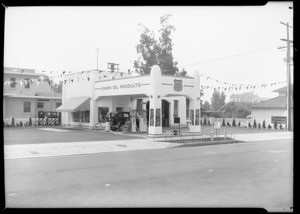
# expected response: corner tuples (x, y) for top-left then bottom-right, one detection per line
(5, 139), (293, 211)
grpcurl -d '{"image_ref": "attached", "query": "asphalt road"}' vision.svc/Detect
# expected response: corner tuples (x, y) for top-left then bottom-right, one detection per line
(4, 125), (284, 145)
(5, 139), (293, 211)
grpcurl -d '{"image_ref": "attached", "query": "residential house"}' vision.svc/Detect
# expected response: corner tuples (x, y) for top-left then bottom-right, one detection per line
(3, 67), (62, 119)
(250, 85), (293, 129)
(230, 92), (268, 104)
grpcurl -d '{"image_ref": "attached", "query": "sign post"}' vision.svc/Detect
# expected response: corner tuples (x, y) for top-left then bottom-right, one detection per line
(210, 117), (215, 141)
(214, 122), (221, 138)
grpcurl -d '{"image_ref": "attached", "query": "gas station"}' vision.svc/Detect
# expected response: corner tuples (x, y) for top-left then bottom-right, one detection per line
(57, 65), (201, 135)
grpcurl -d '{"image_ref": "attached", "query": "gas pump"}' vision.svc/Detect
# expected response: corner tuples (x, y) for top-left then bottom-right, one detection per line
(139, 110), (147, 132)
(130, 110), (136, 132)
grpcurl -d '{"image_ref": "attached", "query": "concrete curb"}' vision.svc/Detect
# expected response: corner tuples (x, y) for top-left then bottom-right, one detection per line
(170, 140), (242, 148)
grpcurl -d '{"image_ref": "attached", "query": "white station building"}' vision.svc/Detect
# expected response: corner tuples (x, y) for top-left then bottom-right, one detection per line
(57, 65), (201, 135)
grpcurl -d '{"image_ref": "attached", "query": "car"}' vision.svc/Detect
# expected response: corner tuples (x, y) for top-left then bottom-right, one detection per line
(109, 111), (130, 131)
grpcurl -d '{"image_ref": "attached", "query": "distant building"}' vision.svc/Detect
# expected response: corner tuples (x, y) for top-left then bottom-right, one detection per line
(230, 92), (267, 104)
(250, 85), (293, 129)
(3, 67), (62, 119)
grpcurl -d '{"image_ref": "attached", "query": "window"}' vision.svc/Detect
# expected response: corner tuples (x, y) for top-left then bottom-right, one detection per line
(24, 79), (30, 88)
(155, 108), (161, 127)
(190, 110), (194, 125)
(116, 107), (124, 112)
(10, 78), (17, 88)
(174, 100), (179, 117)
(83, 110), (90, 123)
(56, 103), (62, 108)
(195, 109), (200, 125)
(24, 102), (31, 113)
(98, 107), (109, 123)
(136, 99), (143, 111)
(37, 102), (44, 108)
(186, 98), (190, 119)
(72, 111), (80, 122)
(150, 109), (154, 126)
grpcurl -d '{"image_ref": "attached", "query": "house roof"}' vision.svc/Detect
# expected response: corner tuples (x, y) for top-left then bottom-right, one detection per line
(272, 84), (293, 93)
(3, 94), (62, 100)
(230, 92), (255, 99)
(250, 96), (293, 109)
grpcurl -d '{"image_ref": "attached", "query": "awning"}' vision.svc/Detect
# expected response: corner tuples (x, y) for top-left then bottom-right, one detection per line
(56, 96), (91, 112)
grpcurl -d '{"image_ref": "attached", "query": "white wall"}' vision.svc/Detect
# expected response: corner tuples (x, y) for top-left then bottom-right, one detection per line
(251, 108), (287, 127)
(4, 97), (35, 118)
(3, 97), (62, 118)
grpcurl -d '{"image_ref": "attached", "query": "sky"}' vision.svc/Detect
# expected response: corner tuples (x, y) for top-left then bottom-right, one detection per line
(4, 2), (293, 102)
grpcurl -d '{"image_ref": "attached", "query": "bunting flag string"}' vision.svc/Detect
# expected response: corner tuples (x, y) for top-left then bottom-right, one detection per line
(199, 73), (287, 91)
(4, 69), (287, 91)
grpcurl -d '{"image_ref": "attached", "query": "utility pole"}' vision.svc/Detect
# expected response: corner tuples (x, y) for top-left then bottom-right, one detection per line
(95, 48), (99, 70)
(279, 21), (293, 131)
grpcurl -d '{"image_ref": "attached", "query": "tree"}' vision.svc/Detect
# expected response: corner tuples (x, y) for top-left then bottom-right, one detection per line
(223, 102), (251, 118)
(177, 68), (188, 77)
(211, 90), (226, 111)
(134, 14), (179, 75)
(202, 100), (211, 111)
(51, 81), (63, 93)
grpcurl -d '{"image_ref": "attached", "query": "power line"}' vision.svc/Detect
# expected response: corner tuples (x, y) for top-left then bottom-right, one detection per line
(182, 45), (279, 67)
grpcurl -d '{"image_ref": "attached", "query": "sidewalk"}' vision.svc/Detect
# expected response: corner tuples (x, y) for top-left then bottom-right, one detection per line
(4, 131), (293, 160)
(4, 139), (176, 159)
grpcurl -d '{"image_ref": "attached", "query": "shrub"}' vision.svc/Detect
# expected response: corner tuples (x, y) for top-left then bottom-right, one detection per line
(232, 119), (236, 127)
(268, 124), (272, 129)
(248, 123), (252, 128)
(274, 121), (278, 130)
(238, 121), (241, 127)
(253, 119), (257, 128)
(227, 122), (231, 127)
(11, 117), (15, 127)
(279, 124), (283, 130)
(262, 120), (266, 129)
(258, 123), (261, 129)
(28, 116), (32, 126)
(44, 116), (49, 126)
(222, 118), (226, 126)
(204, 118), (207, 125)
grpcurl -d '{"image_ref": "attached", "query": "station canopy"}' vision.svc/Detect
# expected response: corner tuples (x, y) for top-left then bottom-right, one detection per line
(56, 96), (90, 112)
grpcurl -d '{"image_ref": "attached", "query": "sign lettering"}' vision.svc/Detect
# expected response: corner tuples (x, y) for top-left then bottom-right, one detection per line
(100, 83), (142, 91)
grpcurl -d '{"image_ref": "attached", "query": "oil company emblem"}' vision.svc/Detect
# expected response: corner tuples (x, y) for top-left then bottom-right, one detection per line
(173, 79), (183, 92)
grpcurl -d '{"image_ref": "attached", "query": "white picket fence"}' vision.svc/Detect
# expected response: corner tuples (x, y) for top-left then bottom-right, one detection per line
(3, 117), (59, 127)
